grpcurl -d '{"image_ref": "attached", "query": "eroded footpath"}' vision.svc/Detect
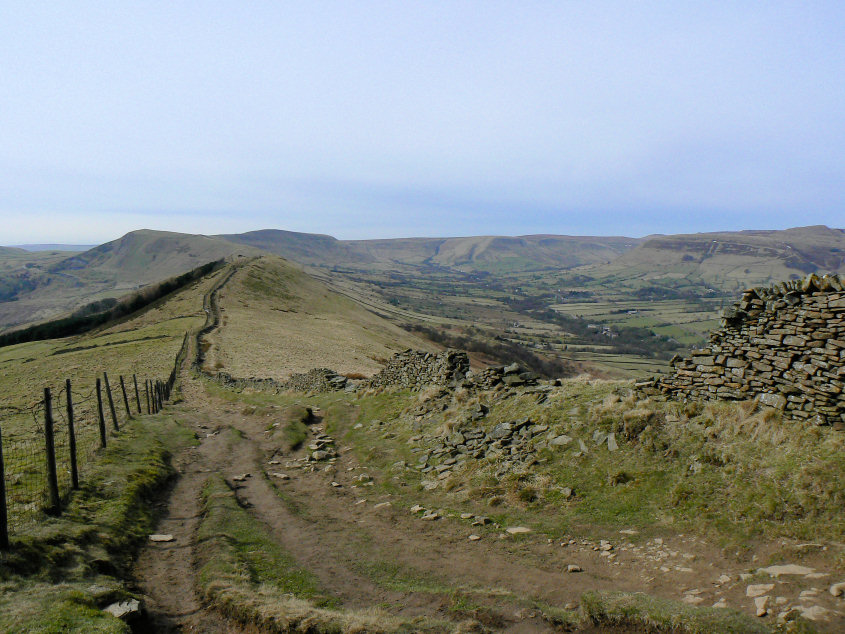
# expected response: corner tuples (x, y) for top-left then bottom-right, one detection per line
(131, 372), (845, 633)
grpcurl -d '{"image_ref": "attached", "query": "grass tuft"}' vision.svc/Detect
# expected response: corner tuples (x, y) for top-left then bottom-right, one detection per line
(197, 475), (444, 632)
(580, 590), (772, 633)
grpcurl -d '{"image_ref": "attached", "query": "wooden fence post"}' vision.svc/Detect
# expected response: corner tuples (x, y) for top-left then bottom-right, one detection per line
(133, 374), (141, 414)
(0, 424), (9, 549)
(43, 388), (61, 515)
(65, 379), (79, 490)
(119, 376), (132, 420)
(103, 373), (119, 431)
(145, 380), (151, 414)
(96, 378), (107, 448)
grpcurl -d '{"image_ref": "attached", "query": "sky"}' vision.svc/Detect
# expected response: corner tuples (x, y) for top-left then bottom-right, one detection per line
(1, 1), (844, 244)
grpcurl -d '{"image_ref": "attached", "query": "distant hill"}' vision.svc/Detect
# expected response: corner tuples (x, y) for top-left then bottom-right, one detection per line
(10, 244), (97, 252)
(50, 229), (256, 286)
(222, 231), (639, 272)
(218, 229), (373, 267)
(4, 224), (844, 332)
(0, 230), (260, 331)
(585, 225), (845, 294)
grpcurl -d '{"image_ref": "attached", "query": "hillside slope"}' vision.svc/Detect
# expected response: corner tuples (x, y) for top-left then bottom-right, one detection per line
(205, 256), (437, 380)
(583, 225), (845, 294)
(0, 230), (259, 331)
(222, 230), (639, 272)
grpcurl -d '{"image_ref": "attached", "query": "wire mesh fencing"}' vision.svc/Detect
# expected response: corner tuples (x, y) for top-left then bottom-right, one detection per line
(0, 373), (171, 547)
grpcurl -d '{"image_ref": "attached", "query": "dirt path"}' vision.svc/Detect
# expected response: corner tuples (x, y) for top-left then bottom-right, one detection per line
(131, 372), (845, 632)
(130, 268), (842, 632)
(131, 378), (250, 632)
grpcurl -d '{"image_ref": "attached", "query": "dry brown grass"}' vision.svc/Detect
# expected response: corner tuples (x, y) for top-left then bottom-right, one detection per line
(213, 257), (436, 381)
(0, 271), (219, 436)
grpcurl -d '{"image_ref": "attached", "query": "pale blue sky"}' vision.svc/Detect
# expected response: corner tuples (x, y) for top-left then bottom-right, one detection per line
(2, 1), (844, 243)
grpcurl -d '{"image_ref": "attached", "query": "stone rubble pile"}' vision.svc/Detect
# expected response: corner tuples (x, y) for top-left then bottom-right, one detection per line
(207, 349), (545, 396)
(283, 368), (350, 392)
(207, 371), (282, 391)
(466, 362), (540, 389)
(640, 274), (845, 427)
(412, 417), (617, 482)
(366, 349), (470, 390)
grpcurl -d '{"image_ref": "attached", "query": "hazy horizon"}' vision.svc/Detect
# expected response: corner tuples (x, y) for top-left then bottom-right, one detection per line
(3, 3), (844, 243)
(5, 222), (845, 251)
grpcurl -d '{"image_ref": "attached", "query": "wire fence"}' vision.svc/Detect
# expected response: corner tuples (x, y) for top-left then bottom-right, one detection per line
(0, 372), (174, 548)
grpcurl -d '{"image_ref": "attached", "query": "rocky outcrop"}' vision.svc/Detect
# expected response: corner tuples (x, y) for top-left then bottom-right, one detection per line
(409, 413), (615, 484)
(642, 274), (845, 427)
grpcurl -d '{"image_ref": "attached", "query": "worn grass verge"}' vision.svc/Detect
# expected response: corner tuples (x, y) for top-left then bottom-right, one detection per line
(197, 475), (445, 633)
(581, 590), (777, 633)
(0, 415), (196, 632)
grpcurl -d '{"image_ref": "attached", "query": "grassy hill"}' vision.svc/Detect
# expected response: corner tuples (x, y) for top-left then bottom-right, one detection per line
(0, 230), (260, 331)
(217, 228), (373, 267)
(4, 224), (844, 380)
(588, 225), (845, 295)
(223, 230), (639, 273)
(205, 256), (437, 380)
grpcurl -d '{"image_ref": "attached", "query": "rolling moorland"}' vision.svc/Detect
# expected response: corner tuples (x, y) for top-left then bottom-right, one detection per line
(0, 238), (843, 632)
(3, 225), (844, 378)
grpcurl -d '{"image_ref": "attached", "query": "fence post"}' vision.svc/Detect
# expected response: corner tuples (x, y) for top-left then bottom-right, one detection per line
(66, 379), (79, 490)
(43, 388), (61, 515)
(133, 374), (141, 414)
(103, 373), (119, 431)
(119, 376), (132, 420)
(0, 424), (9, 549)
(96, 378), (107, 448)
(145, 380), (151, 414)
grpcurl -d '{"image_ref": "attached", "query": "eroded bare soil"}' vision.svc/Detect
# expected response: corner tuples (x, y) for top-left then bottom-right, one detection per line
(130, 369), (844, 633)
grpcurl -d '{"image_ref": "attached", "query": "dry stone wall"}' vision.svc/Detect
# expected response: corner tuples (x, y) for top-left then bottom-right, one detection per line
(643, 274), (845, 427)
(206, 368), (351, 393)
(366, 349), (470, 390)
(206, 349), (543, 395)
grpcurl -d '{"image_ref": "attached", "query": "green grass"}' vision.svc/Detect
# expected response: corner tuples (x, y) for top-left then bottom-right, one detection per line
(210, 377), (845, 546)
(196, 475), (444, 633)
(581, 590), (777, 633)
(197, 475), (334, 606)
(278, 405), (312, 450)
(0, 582), (129, 634)
(0, 414), (196, 632)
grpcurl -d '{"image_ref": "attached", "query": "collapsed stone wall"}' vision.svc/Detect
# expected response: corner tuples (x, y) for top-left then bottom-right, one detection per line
(642, 274), (845, 427)
(284, 368), (349, 392)
(206, 368), (350, 393)
(207, 349), (543, 395)
(366, 349), (470, 390)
